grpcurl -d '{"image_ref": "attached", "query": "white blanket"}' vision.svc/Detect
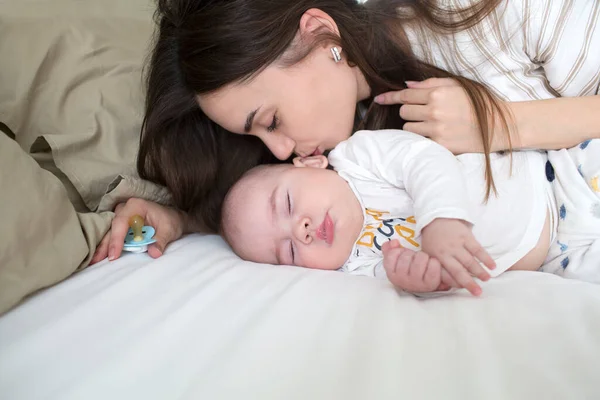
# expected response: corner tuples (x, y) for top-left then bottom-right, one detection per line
(1, 234), (600, 399)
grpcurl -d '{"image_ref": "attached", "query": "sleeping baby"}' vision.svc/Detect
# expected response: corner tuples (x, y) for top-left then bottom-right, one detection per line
(220, 129), (600, 296)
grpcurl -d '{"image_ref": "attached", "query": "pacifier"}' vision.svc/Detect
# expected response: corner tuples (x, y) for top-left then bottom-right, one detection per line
(122, 215), (156, 253)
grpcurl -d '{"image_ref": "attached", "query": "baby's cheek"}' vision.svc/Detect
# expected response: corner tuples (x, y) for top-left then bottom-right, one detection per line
(303, 248), (347, 271)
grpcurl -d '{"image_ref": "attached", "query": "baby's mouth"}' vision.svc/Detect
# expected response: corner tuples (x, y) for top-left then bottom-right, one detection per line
(316, 213), (334, 245)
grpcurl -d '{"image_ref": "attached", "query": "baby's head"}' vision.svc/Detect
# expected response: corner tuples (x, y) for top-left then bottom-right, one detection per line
(221, 156), (363, 270)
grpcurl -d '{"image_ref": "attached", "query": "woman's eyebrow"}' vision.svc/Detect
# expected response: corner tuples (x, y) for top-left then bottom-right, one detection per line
(244, 107), (260, 133)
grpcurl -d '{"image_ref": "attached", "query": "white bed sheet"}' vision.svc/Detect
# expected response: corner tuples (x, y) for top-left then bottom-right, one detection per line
(1, 234), (600, 400)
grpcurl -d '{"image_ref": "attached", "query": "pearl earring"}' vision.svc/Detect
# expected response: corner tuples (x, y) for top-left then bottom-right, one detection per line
(330, 46), (342, 63)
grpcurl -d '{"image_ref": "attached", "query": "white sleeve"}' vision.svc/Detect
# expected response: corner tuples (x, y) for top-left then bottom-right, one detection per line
(524, 0), (600, 96)
(329, 129), (475, 233)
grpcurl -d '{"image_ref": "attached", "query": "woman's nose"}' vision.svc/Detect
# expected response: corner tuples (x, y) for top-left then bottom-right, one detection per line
(263, 133), (296, 160)
(294, 217), (313, 245)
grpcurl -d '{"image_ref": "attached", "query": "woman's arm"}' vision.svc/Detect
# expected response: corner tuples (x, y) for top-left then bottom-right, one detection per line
(509, 96), (600, 151)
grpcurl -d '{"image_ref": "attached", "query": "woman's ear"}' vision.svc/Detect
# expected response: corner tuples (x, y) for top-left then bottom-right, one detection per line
(293, 155), (329, 169)
(299, 8), (340, 37)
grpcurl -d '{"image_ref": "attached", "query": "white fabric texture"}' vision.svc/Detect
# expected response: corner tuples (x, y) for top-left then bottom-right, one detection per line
(329, 130), (551, 279)
(543, 139), (600, 279)
(1, 234), (600, 400)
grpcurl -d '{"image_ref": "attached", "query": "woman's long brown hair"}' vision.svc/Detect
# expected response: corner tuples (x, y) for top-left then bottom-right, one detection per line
(140, 0), (511, 232)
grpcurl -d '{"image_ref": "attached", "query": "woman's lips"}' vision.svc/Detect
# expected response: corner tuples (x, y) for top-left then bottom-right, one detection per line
(316, 213), (334, 245)
(310, 148), (322, 156)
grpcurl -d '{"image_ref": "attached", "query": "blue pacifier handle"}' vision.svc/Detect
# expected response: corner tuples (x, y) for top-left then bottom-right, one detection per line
(123, 226), (157, 250)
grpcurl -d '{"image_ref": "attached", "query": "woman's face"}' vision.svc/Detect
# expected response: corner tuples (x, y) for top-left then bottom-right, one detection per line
(197, 45), (370, 160)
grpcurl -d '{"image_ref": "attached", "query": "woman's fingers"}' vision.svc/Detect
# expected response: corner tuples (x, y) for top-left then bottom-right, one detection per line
(399, 104), (429, 121)
(375, 88), (431, 105)
(374, 78), (459, 105)
(90, 232), (111, 265)
(107, 199), (149, 261)
(402, 121), (433, 137)
(373, 90), (404, 105)
(107, 215), (130, 261)
(148, 230), (173, 258)
(406, 77), (458, 89)
(114, 202), (125, 214)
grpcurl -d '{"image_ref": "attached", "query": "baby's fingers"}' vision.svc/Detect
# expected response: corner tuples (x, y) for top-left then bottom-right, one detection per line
(381, 239), (402, 254)
(466, 239), (496, 270)
(443, 257), (482, 296)
(440, 268), (459, 289)
(408, 251), (429, 280)
(455, 249), (490, 282)
(383, 247), (417, 289)
(422, 256), (442, 290)
(383, 246), (408, 274)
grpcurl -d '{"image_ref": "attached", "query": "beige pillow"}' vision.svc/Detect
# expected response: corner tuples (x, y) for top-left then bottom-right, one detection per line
(0, 0), (170, 212)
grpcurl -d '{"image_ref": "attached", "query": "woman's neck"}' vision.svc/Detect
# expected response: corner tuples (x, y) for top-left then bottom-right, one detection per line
(354, 67), (371, 102)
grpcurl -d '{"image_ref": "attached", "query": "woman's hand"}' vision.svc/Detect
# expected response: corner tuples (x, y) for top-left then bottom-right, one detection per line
(90, 198), (186, 265)
(374, 78), (506, 154)
(376, 79), (600, 152)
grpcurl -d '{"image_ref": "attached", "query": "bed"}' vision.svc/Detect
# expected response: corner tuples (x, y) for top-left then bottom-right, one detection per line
(2, 234), (600, 399)
(2, 0), (600, 398)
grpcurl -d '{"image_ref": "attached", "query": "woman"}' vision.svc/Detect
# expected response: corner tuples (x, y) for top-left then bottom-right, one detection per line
(94, 0), (600, 263)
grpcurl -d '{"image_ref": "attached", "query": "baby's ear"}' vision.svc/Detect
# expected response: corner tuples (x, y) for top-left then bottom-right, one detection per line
(293, 155), (328, 169)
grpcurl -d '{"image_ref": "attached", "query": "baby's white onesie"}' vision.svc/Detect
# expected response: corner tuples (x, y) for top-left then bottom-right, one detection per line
(328, 129), (555, 280)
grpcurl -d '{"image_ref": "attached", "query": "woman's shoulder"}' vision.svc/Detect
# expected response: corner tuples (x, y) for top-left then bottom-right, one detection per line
(407, 0), (597, 100)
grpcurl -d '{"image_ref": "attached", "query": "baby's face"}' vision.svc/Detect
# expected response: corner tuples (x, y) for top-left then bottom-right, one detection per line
(223, 159), (364, 270)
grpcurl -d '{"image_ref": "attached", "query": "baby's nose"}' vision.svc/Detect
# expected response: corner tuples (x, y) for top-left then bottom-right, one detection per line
(294, 218), (313, 245)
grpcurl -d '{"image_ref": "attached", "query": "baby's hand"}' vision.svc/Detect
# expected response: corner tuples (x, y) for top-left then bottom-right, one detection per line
(421, 218), (496, 296)
(382, 240), (449, 293)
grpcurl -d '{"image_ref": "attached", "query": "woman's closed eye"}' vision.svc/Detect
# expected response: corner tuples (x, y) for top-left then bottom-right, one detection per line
(267, 114), (279, 132)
